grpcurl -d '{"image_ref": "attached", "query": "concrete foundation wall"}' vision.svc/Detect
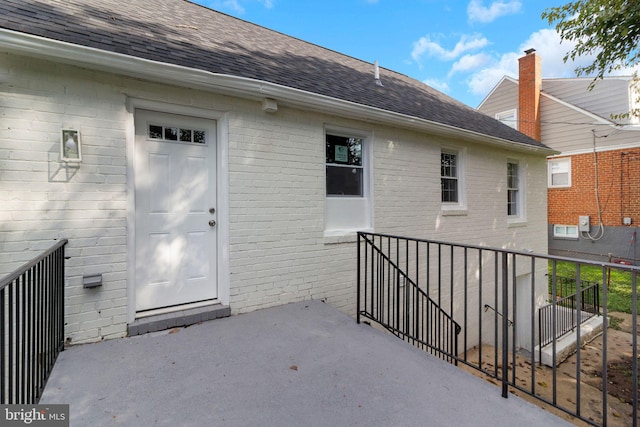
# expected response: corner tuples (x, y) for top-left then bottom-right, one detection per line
(548, 224), (639, 263)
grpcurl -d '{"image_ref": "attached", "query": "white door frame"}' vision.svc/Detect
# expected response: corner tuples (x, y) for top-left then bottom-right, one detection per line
(125, 98), (230, 323)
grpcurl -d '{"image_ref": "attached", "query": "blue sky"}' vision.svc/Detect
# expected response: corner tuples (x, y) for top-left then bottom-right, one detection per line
(195, 0), (610, 107)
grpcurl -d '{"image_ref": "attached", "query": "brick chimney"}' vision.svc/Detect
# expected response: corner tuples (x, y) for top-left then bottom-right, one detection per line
(518, 49), (542, 141)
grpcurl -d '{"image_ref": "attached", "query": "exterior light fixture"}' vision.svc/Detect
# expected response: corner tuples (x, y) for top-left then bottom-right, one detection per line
(61, 129), (82, 162)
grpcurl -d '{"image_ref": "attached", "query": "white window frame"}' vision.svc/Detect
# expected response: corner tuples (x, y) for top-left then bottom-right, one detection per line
(441, 147), (466, 211)
(507, 159), (525, 222)
(553, 224), (579, 239)
(548, 158), (571, 188)
(496, 109), (517, 130)
(324, 125), (373, 236)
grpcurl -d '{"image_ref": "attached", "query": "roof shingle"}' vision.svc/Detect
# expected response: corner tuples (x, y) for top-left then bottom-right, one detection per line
(0, 0), (548, 148)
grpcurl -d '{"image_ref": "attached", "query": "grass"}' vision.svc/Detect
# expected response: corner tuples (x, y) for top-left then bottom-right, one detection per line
(549, 261), (639, 314)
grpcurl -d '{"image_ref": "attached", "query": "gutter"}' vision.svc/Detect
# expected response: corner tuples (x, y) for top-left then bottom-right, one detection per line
(0, 28), (556, 156)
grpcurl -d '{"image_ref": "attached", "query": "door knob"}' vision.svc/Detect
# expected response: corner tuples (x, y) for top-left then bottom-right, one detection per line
(209, 220), (216, 227)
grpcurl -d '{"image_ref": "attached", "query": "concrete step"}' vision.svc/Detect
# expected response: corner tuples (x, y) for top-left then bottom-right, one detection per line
(128, 303), (230, 336)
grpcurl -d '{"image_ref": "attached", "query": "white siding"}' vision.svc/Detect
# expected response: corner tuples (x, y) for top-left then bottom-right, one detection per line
(0, 52), (550, 344)
(541, 95), (640, 154)
(543, 78), (633, 124)
(477, 78), (518, 122)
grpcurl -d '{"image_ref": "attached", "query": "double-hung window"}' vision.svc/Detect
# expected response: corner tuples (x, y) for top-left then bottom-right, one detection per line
(507, 161), (520, 216)
(548, 158), (571, 188)
(440, 147), (466, 212)
(326, 135), (363, 196)
(507, 159), (526, 222)
(441, 151), (459, 203)
(324, 128), (372, 235)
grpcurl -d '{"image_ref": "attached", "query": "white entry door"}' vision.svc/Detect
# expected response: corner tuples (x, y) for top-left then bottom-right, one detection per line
(134, 110), (217, 312)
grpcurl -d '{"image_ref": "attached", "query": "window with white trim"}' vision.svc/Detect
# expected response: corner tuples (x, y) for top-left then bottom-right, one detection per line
(507, 161), (520, 217)
(441, 151), (458, 203)
(553, 224), (579, 239)
(548, 158), (571, 188)
(496, 109), (517, 129)
(441, 148), (465, 210)
(324, 127), (372, 234)
(507, 159), (526, 222)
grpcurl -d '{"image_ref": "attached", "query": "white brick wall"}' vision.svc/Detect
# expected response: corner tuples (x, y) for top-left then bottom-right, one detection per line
(1, 52), (549, 344)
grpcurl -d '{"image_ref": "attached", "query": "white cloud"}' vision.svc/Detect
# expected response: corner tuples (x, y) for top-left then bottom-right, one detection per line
(468, 52), (520, 97)
(467, 29), (599, 99)
(467, 0), (522, 23)
(412, 34), (489, 62)
(423, 78), (450, 93)
(209, 0), (245, 13)
(449, 53), (492, 76)
(206, 0), (274, 14)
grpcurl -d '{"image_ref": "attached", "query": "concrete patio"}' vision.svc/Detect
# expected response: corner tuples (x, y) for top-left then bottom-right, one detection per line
(41, 301), (572, 426)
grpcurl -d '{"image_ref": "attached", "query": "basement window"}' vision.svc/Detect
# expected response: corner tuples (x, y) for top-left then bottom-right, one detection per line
(553, 225), (579, 239)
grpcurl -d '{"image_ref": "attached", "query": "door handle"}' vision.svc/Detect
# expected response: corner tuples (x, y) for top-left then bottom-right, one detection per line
(209, 220), (216, 227)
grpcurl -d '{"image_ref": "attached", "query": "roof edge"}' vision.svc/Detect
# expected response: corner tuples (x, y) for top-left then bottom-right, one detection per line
(0, 28), (555, 155)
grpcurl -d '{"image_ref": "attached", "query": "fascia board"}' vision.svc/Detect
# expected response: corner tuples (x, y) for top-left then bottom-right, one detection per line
(0, 28), (555, 156)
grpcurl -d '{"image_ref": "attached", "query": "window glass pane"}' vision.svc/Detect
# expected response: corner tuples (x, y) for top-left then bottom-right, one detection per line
(149, 125), (163, 139)
(441, 177), (458, 202)
(326, 135), (362, 166)
(508, 190), (518, 215)
(496, 110), (517, 129)
(551, 172), (569, 186)
(193, 130), (206, 144)
(551, 161), (568, 174)
(164, 127), (178, 141)
(326, 166), (363, 196)
(507, 163), (518, 189)
(441, 152), (457, 178)
(180, 129), (192, 142)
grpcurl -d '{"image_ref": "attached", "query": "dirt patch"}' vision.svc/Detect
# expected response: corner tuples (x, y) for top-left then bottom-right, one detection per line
(462, 315), (638, 427)
(587, 354), (637, 405)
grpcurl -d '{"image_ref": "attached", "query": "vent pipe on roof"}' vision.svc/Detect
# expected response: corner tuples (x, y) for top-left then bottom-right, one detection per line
(374, 60), (383, 87)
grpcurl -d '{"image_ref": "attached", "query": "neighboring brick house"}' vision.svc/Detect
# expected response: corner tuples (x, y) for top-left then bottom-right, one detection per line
(0, 0), (553, 344)
(479, 50), (640, 263)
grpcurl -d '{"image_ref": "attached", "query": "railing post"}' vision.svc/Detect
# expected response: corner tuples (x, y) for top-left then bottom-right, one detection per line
(357, 232), (361, 324)
(632, 271), (638, 427)
(501, 251), (509, 399)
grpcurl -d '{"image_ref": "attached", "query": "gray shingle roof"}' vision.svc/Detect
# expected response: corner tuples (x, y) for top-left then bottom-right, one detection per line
(0, 0), (548, 149)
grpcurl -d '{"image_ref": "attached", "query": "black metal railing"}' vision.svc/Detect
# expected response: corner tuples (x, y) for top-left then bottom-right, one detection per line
(357, 233), (460, 363)
(356, 232), (639, 427)
(0, 240), (68, 404)
(538, 277), (600, 350)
